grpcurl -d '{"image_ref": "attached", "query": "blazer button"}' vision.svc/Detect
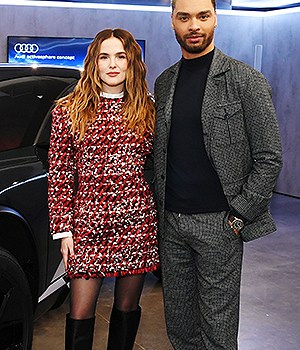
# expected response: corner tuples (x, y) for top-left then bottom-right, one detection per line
(161, 175), (165, 180)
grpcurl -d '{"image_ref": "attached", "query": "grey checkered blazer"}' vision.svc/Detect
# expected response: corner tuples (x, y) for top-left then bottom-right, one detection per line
(153, 48), (282, 242)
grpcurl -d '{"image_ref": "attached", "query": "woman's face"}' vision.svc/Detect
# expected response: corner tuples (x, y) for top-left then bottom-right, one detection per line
(97, 36), (128, 94)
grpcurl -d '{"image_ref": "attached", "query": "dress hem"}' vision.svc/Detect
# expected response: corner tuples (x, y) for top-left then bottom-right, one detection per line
(68, 263), (160, 280)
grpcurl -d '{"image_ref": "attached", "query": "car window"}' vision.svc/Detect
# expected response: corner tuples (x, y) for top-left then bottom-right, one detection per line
(0, 76), (76, 152)
(34, 81), (78, 168)
(35, 81), (77, 148)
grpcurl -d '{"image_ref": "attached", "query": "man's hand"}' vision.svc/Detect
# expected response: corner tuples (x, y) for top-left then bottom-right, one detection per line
(231, 226), (240, 236)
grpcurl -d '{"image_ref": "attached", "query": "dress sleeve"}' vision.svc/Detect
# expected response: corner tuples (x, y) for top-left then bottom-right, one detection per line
(52, 231), (73, 240)
(48, 105), (76, 237)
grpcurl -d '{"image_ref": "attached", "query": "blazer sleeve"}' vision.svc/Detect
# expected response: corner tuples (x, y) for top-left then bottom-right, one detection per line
(230, 69), (282, 221)
(48, 105), (76, 237)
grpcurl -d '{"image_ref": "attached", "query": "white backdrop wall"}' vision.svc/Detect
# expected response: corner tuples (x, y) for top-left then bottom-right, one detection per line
(0, 4), (299, 197)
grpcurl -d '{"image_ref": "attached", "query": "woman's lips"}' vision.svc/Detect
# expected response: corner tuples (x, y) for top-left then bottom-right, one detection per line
(107, 72), (120, 77)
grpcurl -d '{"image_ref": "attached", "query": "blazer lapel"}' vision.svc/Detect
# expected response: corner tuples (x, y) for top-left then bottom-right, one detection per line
(201, 49), (231, 146)
(163, 61), (181, 136)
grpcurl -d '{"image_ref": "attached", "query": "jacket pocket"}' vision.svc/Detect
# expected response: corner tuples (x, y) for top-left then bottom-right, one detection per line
(213, 101), (246, 146)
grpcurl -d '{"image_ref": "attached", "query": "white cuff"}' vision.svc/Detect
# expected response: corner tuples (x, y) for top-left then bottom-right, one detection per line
(52, 231), (73, 240)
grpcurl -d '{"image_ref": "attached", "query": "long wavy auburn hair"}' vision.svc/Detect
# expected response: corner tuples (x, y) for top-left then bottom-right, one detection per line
(58, 28), (155, 141)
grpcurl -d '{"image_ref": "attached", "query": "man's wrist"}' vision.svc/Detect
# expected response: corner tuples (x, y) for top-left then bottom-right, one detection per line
(228, 214), (245, 233)
(229, 209), (246, 223)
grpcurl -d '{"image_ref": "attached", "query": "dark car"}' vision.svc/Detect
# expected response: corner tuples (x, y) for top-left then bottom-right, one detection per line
(0, 65), (80, 350)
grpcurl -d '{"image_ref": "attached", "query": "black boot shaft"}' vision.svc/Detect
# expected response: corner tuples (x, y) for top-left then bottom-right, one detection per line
(65, 313), (95, 350)
(107, 306), (141, 350)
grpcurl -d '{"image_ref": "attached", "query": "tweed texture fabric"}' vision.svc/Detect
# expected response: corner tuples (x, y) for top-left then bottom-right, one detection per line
(48, 96), (159, 278)
(160, 210), (243, 350)
(154, 48), (282, 242)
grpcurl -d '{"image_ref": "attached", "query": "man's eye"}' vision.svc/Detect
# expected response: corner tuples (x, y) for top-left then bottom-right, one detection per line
(199, 14), (210, 20)
(179, 16), (189, 21)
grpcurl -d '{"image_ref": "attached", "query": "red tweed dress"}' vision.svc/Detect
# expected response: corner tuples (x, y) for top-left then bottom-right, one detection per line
(48, 94), (160, 279)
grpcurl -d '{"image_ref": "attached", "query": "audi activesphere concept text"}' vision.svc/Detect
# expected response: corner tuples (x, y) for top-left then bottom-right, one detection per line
(0, 65), (80, 350)
(7, 36), (92, 68)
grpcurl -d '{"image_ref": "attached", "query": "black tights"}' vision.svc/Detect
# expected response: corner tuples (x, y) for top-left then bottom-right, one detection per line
(69, 274), (146, 320)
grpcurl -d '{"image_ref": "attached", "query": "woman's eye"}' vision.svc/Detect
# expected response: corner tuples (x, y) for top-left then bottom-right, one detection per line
(117, 55), (127, 59)
(99, 56), (108, 60)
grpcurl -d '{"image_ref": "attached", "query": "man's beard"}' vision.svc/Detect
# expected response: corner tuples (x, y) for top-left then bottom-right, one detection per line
(175, 29), (214, 54)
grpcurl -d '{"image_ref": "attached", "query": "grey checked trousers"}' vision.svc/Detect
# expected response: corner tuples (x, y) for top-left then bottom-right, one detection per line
(159, 210), (244, 350)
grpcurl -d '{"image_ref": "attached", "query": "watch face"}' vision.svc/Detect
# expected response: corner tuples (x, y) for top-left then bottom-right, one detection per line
(232, 219), (244, 230)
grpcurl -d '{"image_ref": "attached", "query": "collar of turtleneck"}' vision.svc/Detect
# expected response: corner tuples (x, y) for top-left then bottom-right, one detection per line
(100, 91), (124, 99)
(181, 49), (214, 71)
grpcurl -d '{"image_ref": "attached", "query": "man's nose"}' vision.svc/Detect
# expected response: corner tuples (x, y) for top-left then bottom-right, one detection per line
(189, 18), (201, 31)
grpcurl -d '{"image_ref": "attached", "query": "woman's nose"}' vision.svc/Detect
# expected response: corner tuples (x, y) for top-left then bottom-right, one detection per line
(109, 58), (117, 68)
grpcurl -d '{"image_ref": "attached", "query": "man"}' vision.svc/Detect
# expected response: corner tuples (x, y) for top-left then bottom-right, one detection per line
(153, 0), (282, 349)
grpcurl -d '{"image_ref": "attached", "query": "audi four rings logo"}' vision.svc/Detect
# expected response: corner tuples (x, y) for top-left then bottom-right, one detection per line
(14, 43), (40, 54)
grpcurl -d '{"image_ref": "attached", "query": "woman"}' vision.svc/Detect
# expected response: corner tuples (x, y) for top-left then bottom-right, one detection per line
(48, 28), (159, 350)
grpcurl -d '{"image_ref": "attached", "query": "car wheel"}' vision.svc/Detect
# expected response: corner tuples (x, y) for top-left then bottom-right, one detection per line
(0, 248), (33, 350)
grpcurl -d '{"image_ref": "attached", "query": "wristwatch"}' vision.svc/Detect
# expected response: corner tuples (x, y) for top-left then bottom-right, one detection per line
(228, 215), (245, 232)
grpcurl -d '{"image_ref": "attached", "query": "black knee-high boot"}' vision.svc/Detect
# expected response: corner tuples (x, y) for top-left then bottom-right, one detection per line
(65, 313), (95, 350)
(107, 306), (141, 350)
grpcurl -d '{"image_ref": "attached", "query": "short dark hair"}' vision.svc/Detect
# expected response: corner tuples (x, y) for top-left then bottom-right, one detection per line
(171, 0), (217, 12)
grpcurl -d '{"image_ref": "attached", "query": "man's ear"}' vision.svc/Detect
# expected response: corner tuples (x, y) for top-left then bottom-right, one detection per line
(214, 11), (218, 28)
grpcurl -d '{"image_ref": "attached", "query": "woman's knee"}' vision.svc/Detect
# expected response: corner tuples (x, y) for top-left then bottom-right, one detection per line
(114, 299), (139, 312)
(113, 274), (145, 312)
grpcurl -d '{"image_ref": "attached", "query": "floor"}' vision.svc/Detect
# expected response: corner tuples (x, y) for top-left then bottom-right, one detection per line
(32, 193), (300, 349)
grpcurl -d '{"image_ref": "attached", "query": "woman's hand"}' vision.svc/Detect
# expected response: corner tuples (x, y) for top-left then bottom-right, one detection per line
(60, 237), (74, 270)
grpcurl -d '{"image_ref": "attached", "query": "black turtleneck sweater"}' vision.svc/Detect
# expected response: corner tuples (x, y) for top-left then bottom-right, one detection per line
(165, 50), (229, 214)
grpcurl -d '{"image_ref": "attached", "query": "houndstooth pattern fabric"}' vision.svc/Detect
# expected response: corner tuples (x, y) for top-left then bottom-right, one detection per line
(154, 48), (282, 242)
(48, 96), (160, 278)
(160, 210), (243, 350)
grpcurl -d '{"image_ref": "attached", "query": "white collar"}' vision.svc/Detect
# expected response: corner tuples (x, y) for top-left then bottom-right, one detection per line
(100, 91), (124, 99)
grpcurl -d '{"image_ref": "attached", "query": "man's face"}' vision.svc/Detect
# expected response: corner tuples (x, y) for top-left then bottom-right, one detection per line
(172, 0), (217, 59)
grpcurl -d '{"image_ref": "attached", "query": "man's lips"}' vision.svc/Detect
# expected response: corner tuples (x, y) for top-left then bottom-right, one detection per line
(186, 35), (203, 43)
